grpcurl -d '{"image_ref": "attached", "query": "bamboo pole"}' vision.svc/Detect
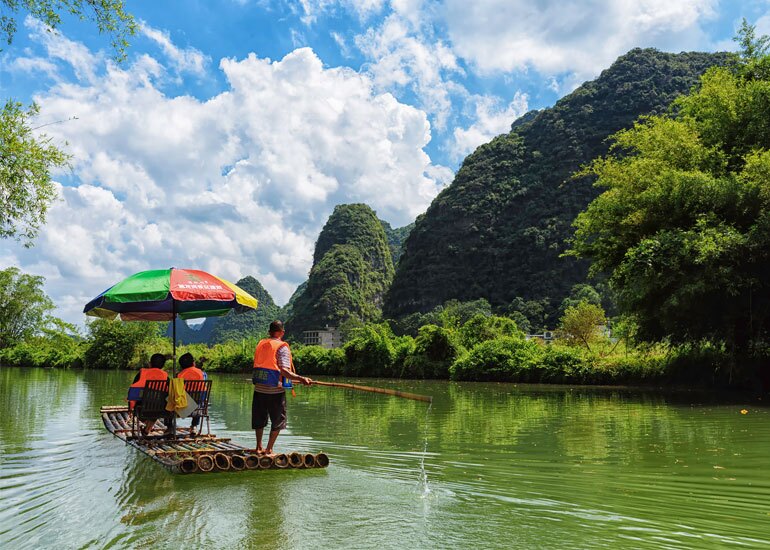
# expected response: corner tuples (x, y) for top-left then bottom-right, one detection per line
(311, 381), (433, 403)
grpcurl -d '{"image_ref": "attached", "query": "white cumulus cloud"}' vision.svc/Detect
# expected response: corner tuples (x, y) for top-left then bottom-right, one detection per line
(442, 0), (718, 78)
(2, 24), (450, 325)
(451, 92), (529, 160)
(140, 22), (210, 76)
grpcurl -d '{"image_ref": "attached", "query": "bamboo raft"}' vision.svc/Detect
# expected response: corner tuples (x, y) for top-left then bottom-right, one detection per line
(100, 405), (329, 474)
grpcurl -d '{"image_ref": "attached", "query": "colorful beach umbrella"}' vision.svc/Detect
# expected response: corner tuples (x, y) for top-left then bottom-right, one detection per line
(84, 268), (258, 371)
(84, 268), (257, 321)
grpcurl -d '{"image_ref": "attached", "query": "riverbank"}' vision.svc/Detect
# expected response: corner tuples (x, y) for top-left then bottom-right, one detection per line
(2, 321), (767, 391)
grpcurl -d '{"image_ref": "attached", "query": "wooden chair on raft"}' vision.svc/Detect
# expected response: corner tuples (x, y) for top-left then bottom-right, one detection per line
(131, 379), (172, 440)
(184, 379), (212, 437)
(130, 379), (213, 439)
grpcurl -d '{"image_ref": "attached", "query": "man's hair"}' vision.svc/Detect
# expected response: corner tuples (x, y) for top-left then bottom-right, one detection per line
(179, 352), (194, 369)
(269, 320), (284, 335)
(150, 353), (166, 369)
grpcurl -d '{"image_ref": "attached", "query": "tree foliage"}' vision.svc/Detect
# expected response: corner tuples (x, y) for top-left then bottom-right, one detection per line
(0, 266), (55, 348)
(1, 100), (70, 245)
(0, 0), (136, 61)
(559, 300), (606, 351)
(379, 219), (414, 266)
(1, 2), (135, 247)
(385, 49), (729, 325)
(570, 25), (770, 354)
(83, 318), (160, 370)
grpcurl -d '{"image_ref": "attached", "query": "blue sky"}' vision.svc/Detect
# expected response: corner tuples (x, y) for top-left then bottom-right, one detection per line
(1, 0), (769, 324)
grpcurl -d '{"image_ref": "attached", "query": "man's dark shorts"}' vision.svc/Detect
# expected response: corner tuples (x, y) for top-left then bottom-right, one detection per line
(252, 391), (286, 431)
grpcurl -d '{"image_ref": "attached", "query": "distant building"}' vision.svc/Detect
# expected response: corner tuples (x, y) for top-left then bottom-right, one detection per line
(302, 325), (341, 349)
(525, 331), (555, 343)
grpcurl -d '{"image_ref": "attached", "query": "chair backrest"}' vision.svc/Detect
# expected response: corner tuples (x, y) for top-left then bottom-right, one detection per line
(184, 379), (212, 415)
(135, 379), (170, 420)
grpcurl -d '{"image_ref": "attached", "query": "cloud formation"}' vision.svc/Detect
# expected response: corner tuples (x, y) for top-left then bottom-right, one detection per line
(451, 92), (529, 160)
(5, 23), (450, 324)
(442, 0), (717, 78)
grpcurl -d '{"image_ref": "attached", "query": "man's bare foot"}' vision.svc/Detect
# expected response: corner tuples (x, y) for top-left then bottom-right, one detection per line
(263, 449), (276, 457)
(256, 448), (265, 455)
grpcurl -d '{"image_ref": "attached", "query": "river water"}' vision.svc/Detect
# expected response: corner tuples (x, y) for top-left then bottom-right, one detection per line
(1, 367), (769, 549)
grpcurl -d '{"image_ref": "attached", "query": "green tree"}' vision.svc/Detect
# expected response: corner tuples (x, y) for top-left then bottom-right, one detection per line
(0, 266), (55, 348)
(1, 1), (135, 245)
(570, 24), (770, 356)
(559, 283), (603, 316)
(83, 319), (160, 370)
(1, 100), (70, 245)
(559, 300), (606, 352)
(458, 313), (523, 349)
(403, 324), (463, 378)
(0, 0), (136, 61)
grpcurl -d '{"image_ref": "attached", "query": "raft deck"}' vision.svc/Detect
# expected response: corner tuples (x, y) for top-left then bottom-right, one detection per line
(100, 405), (329, 474)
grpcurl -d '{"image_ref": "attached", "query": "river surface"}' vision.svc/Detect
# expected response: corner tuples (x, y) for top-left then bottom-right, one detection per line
(1, 367), (769, 549)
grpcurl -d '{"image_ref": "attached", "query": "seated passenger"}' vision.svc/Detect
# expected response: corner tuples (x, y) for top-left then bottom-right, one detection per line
(127, 353), (169, 434)
(177, 353), (207, 430)
(177, 353), (207, 381)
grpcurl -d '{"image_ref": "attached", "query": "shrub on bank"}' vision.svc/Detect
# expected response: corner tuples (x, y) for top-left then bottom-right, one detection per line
(0, 337), (84, 369)
(293, 345), (345, 375)
(450, 336), (543, 381)
(403, 324), (464, 379)
(458, 314), (523, 349)
(84, 319), (161, 369)
(343, 323), (397, 377)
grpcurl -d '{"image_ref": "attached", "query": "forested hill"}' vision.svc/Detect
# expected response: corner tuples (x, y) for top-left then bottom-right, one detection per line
(384, 48), (731, 321)
(286, 204), (394, 334)
(170, 275), (281, 344)
(380, 220), (415, 265)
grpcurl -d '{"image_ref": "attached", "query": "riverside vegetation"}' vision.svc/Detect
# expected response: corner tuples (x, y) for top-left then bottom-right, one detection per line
(4, 25), (770, 390)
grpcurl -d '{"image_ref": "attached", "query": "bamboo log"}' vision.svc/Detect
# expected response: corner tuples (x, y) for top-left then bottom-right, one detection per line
(214, 453), (232, 471)
(288, 452), (303, 468)
(244, 454), (260, 470)
(314, 453), (330, 468)
(312, 381), (433, 403)
(197, 454), (215, 472)
(303, 453), (316, 468)
(258, 455), (274, 469)
(273, 453), (289, 469)
(102, 413), (116, 433)
(180, 457), (198, 474)
(230, 455), (246, 471)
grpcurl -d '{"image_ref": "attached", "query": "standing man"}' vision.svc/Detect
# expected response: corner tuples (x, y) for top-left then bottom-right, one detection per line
(252, 320), (312, 456)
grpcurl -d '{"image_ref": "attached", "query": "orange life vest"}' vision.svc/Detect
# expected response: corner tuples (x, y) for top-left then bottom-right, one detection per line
(178, 366), (206, 381)
(127, 367), (168, 409)
(253, 338), (293, 388)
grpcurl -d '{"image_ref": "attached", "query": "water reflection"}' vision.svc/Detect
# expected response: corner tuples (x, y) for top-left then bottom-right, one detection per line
(1, 368), (768, 549)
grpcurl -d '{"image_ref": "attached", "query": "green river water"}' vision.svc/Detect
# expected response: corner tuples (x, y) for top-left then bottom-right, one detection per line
(1, 367), (769, 549)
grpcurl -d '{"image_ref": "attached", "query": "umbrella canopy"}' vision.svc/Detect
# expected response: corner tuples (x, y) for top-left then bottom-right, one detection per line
(84, 268), (258, 321)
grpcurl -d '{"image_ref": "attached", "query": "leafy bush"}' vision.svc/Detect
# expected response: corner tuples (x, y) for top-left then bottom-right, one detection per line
(83, 319), (162, 369)
(343, 323), (396, 377)
(450, 336), (544, 381)
(293, 345), (345, 375)
(403, 324), (463, 379)
(458, 314), (523, 349)
(0, 336), (84, 369)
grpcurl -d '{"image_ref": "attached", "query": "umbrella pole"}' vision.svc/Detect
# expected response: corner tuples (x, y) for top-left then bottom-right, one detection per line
(172, 301), (177, 377)
(171, 300), (177, 437)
